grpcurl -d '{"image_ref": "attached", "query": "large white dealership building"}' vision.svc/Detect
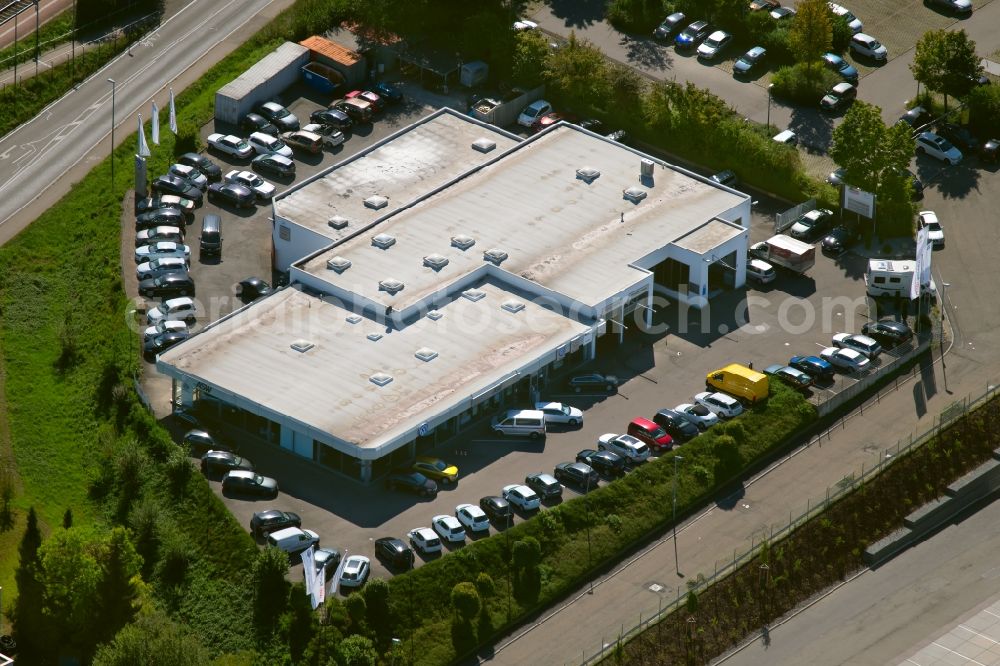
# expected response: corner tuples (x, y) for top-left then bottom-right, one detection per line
(157, 108), (751, 482)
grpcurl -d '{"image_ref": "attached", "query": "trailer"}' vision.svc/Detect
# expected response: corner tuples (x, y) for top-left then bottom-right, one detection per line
(749, 234), (815, 274)
(865, 259), (936, 298)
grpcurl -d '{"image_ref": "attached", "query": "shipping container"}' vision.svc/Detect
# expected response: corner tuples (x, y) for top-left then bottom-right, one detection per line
(300, 35), (367, 87)
(301, 61), (345, 95)
(214, 42), (310, 126)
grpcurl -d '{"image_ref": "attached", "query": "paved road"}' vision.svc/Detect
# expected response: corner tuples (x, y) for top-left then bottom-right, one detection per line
(0, 0), (69, 51)
(720, 494), (1000, 666)
(0, 0), (293, 246)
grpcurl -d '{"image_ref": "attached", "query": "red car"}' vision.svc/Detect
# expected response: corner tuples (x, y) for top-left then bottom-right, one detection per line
(627, 417), (674, 451)
(532, 111), (579, 133)
(345, 89), (385, 112)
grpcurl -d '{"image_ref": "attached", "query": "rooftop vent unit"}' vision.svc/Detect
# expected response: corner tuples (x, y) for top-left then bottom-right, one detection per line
(623, 186), (647, 203)
(462, 288), (486, 302)
(423, 254), (449, 270)
(346, 314), (362, 324)
(290, 339), (314, 353)
(379, 278), (404, 294)
(427, 310), (443, 321)
(326, 256), (352, 273)
(369, 372), (393, 387)
(328, 215), (349, 230)
(451, 234), (475, 250)
(483, 248), (508, 265)
(367, 332), (383, 342)
(415, 347), (439, 362)
(640, 159), (655, 178)
(472, 138), (496, 153)
(576, 167), (600, 183)
(372, 233), (396, 249)
(365, 195), (389, 210)
(501, 299), (525, 314)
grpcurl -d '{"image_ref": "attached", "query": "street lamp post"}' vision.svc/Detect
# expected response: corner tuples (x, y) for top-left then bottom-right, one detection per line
(107, 78), (116, 191)
(672, 454), (684, 576)
(766, 84), (774, 130)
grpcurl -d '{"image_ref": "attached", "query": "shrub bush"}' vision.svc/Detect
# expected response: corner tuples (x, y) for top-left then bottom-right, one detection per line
(771, 62), (840, 105)
(607, 0), (671, 33)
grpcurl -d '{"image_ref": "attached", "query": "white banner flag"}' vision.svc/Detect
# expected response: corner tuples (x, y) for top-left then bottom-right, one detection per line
(911, 225), (929, 300)
(329, 549), (348, 599)
(312, 564), (326, 608)
(151, 101), (160, 145)
(137, 114), (151, 158)
(301, 545), (316, 596)
(168, 88), (178, 134)
(918, 226), (932, 290)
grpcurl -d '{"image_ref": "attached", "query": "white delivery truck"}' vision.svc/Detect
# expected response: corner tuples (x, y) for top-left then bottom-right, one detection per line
(749, 234), (816, 274)
(864, 259), (936, 298)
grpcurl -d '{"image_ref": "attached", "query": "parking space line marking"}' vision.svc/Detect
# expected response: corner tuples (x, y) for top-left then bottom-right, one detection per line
(956, 625), (1000, 644)
(929, 642), (987, 666)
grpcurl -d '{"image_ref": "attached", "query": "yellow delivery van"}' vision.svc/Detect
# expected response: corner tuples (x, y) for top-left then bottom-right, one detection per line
(705, 364), (769, 403)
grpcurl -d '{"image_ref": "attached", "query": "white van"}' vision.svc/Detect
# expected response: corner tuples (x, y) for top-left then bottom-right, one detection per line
(491, 409), (546, 439)
(266, 527), (319, 555)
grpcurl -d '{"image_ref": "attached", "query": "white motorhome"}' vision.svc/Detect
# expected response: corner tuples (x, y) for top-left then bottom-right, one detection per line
(865, 260), (936, 298)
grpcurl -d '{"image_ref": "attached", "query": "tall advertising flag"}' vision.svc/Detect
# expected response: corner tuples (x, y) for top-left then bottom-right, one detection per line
(137, 114), (151, 158)
(169, 88), (178, 134)
(301, 545), (316, 595)
(911, 225), (929, 300)
(151, 101), (160, 145)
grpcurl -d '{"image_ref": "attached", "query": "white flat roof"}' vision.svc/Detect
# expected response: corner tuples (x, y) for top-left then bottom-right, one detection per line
(296, 123), (747, 310)
(157, 281), (591, 456)
(273, 110), (520, 242)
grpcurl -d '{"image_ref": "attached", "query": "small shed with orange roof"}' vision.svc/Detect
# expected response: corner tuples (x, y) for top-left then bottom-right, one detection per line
(299, 35), (368, 87)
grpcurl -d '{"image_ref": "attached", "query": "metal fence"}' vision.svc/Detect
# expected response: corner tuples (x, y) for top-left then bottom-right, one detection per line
(580, 375), (999, 665)
(774, 198), (815, 234)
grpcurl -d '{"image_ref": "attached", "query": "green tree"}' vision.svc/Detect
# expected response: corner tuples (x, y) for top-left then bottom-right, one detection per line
(967, 83), (1000, 138)
(92, 607), (209, 666)
(37, 528), (105, 660)
(451, 582), (482, 623)
(512, 28), (550, 88)
(911, 29), (982, 111)
(11, 507), (47, 661)
(685, 590), (700, 615)
(676, 0), (748, 31)
(337, 634), (377, 666)
(362, 577), (392, 642)
(250, 546), (290, 631)
(475, 572), (496, 599)
(62, 508), (73, 529)
(543, 32), (612, 108)
(788, 0), (832, 73)
(95, 527), (143, 646)
(512, 536), (542, 571)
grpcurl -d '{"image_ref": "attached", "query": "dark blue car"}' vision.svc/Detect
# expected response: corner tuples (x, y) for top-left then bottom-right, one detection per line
(675, 20), (710, 50)
(789, 355), (835, 380)
(372, 81), (403, 104)
(821, 53), (859, 84)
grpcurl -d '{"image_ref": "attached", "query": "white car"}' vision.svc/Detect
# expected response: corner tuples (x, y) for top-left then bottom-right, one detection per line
(789, 208), (833, 239)
(697, 30), (732, 60)
(832, 332), (882, 360)
(773, 129), (797, 145)
(918, 210), (945, 248)
(694, 391), (744, 419)
(455, 504), (490, 533)
(224, 170), (276, 200)
(915, 132), (962, 165)
(597, 434), (650, 464)
(517, 99), (552, 128)
(513, 18), (538, 31)
(301, 123), (347, 148)
(134, 241), (191, 264)
(135, 225), (184, 247)
(746, 258), (776, 284)
(248, 131), (293, 158)
(408, 527), (442, 554)
(849, 33), (887, 61)
(432, 515), (467, 544)
(167, 163), (208, 189)
(828, 2), (863, 32)
(534, 401), (583, 426)
(819, 346), (871, 372)
(338, 555), (370, 588)
(502, 484), (541, 512)
(147, 297), (197, 325)
(136, 257), (187, 280)
(674, 403), (720, 430)
(143, 319), (189, 342)
(207, 133), (254, 159)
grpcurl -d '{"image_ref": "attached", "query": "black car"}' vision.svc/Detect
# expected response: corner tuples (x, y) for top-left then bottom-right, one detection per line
(374, 537), (415, 569)
(524, 472), (563, 501)
(821, 224), (860, 256)
(250, 510), (302, 538)
(788, 355), (836, 381)
(207, 182), (255, 209)
(142, 331), (190, 358)
(898, 167), (924, 200)
(182, 429), (227, 455)
(897, 106), (933, 130)
(553, 462), (600, 490)
(982, 139), (1000, 163)
(385, 470), (438, 498)
(674, 20), (711, 50)
(479, 496), (514, 524)
(314, 547), (343, 580)
(177, 152), (222, 182)
(138, 272), (195, 298)
(862, 319), (914, 347)
(136, 207), (187, 230)
(567, 372), (619, 393)
(652, 409), (700, 442)
(576, 448), (627, 477)
(135, 196), (194, 222)
(372, 81), (404, 104)
(237, 277), (273, 303)
(709, 170), (738, 188)
(149, 174), (205, 206)
(310, 108), (353, 131)
(222, 470), (278, 497)
(925, 0), (972, 14)
(251, 152), (296, 177)
(241, 112), (279, 136)
(256, 102), (300, 132)
(200, 450), (254, 475)
(935, 122), (979, 152)
(653, 11), (686, 39)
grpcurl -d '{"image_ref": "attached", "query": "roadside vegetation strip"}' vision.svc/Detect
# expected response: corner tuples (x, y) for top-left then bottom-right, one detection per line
(0, 11), (74, 70)
(602, 392), (1000, 665)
